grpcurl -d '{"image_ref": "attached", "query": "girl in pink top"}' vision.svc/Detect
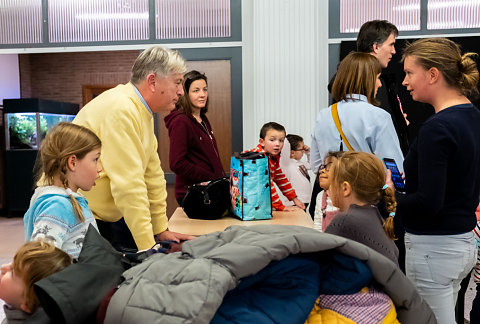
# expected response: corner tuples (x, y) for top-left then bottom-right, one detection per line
(313, 151), (343, 231)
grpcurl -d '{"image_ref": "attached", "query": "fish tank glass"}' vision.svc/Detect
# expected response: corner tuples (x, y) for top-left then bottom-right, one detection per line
(6, 112), (75, 150)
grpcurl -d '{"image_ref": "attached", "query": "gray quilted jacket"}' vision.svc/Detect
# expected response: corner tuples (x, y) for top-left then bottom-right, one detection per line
(104, 225), (436, 324)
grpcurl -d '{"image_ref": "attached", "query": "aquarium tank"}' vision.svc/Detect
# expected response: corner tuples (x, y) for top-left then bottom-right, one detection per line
(3, 99), (79, 215)
(6, 112), (75, 149)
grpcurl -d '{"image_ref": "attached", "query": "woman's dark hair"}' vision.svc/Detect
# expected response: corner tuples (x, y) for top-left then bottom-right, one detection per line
(175, 70), (209, 116)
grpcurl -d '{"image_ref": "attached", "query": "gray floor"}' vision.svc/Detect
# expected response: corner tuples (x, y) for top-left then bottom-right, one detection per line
(0, 216), (477, 322)
(0, 217), (24, 264)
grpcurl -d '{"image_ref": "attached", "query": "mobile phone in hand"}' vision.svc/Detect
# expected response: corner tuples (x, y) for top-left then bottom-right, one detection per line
(382, 158), (405, 192)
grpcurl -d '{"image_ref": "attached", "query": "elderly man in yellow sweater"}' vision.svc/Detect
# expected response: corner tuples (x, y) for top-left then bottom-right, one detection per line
(74, 46), (195, 251)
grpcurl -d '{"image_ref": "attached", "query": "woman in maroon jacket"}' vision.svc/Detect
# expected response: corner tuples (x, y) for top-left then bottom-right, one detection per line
(164, 71), (224, 205)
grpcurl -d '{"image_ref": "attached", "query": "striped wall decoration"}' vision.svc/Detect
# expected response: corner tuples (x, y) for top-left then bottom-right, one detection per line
(339, 0), (421, 32)
(48, 0), (149, 43)
(0, 0), (42, 44)
(155, 0), (230, 39)
(428, 0), (480, 29)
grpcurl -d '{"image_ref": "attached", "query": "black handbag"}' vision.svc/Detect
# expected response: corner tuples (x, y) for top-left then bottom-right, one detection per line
(182, 177), (230, 220)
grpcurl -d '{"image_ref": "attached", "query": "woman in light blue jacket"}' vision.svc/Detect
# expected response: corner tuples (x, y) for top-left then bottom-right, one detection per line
(311, 52), (403, 173)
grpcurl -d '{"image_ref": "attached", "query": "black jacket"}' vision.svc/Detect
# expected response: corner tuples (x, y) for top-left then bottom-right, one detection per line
(376, 73), (409, 155)
(34, 226), (127, 324)
(398, 103), (480, 235)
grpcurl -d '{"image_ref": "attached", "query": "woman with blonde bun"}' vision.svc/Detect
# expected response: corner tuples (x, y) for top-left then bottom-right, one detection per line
(389, 37), (480, 323)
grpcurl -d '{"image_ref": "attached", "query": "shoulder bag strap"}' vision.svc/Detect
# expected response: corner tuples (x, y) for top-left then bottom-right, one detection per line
(331, 102), (355, 151)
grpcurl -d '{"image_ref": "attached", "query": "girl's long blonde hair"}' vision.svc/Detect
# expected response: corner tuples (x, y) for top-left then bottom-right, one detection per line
(330, 151), (396, 239)
(35, 122), (101, 222)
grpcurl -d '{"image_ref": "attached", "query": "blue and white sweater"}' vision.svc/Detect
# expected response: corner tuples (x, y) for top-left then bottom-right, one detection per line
(24, 186), (98, 258)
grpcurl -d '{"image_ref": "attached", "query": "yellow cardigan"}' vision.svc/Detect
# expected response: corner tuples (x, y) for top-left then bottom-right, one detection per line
(74, 83), (168, 250)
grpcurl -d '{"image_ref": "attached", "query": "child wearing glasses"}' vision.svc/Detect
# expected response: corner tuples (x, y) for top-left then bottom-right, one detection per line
(279, 134), (312, 210)
(313, 151), (343, 231)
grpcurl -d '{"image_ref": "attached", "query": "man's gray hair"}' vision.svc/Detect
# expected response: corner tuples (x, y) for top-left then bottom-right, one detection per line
(131, 46), (187, 84)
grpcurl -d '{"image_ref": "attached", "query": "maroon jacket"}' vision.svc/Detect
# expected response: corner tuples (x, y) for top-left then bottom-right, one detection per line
(164, 110), (225, 200)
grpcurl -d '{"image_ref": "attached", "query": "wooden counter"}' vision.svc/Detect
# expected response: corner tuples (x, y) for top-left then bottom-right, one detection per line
(168, 207), (313, 236)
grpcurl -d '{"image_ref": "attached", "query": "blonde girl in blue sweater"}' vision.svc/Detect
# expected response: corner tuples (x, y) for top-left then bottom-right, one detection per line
(24, 122), (102, 258)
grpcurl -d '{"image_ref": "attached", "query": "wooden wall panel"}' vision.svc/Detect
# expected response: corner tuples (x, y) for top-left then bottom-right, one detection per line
(157, 60), (232, 172)
(19, 50), (139, 107)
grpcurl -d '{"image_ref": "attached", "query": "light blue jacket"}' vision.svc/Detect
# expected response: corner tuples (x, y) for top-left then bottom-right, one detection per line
(24, 186), (97, 258)
(311, 94), (404, 173)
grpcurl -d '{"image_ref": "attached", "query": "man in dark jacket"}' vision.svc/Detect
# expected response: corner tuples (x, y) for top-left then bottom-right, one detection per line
(356, 21), (412, 275)
(327, 20), (409, 155)
(356, 20), (410, 156)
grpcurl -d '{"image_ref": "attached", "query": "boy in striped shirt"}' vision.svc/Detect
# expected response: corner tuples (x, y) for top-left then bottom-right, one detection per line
(247, 122), (305, 211)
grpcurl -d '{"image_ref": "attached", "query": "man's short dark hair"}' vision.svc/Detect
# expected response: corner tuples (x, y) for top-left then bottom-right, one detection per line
(259, 122), (286, 139)
(356, 20), (398, 53)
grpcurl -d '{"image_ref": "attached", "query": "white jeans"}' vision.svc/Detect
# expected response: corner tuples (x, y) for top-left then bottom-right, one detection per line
(405, 232), (476, 324)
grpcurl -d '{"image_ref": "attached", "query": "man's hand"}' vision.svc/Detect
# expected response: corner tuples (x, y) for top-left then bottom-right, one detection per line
(156, 229), (196, 243)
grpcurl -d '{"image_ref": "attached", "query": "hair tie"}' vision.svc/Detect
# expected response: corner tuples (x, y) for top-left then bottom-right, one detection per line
(382, 184), (388, 190)
(389, 212), (395, 218)
(65, 188), (73, 195)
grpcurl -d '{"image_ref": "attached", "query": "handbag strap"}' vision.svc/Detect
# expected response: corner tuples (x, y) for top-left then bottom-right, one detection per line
(321, 190), (328, 218)
(331, 102), (355, 151)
